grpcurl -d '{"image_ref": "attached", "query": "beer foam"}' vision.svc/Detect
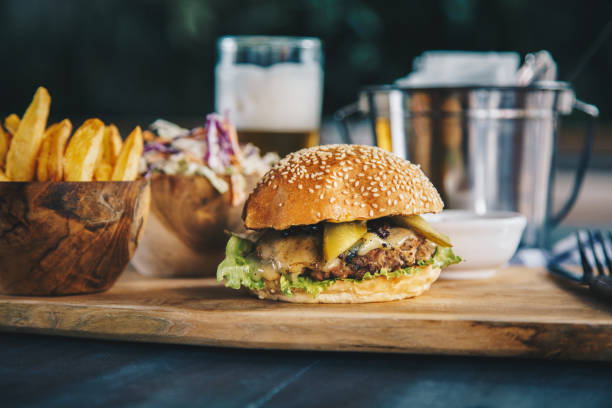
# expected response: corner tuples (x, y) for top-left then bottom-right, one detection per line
(215, 63), (323, 132)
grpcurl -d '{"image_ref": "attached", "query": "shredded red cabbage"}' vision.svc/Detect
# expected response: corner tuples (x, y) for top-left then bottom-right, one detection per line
(145, 113), (245, 174)
(143, 143), (180, 154)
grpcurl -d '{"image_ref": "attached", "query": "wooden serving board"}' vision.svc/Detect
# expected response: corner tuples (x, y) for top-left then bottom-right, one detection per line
(1, 266), (612, 361)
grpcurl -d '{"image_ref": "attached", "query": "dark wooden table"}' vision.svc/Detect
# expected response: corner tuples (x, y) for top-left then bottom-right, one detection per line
(2, 333), (611, 407)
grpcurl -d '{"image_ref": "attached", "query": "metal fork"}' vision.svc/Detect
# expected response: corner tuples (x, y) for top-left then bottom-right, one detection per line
(548, 230), (612, 301)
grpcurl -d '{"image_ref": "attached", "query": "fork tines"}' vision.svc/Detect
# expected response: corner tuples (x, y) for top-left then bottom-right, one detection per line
(576, 230), (612, 281)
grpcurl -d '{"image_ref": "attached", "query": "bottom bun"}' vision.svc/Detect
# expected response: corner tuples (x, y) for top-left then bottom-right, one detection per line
(250, 265), (441, 304)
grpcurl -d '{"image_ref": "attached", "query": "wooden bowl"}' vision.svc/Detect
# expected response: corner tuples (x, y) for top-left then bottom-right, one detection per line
(0, 180), (150, 295)
(132, 174), (257, 277)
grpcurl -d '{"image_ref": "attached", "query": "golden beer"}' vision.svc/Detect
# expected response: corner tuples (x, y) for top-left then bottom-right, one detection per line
(216, 36), (324, 158)
(375, 117), (392, 152)
(237, 130), (319, 157)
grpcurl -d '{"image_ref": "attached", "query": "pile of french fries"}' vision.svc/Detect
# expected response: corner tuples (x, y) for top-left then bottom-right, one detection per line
(0, 87), (143, 182)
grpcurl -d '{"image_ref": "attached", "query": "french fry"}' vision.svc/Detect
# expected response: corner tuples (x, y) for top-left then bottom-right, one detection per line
(94, 124), (122, 181)
(64, 119), (105, 181)
(107, 124), (122, 165)
(38, 119), (72, 182)
(94, 162), (113, 181)
(0, 168), (9, 181)
(4, 114), (20, 135)
(5, 87), (51, 181)
(111, 126), (143, 181)
(36, 136), (51, 181)
(0, 126), (9, 170)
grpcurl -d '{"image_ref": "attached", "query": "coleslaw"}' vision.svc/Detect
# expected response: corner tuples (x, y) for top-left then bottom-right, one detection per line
(139, 114), (279, 205)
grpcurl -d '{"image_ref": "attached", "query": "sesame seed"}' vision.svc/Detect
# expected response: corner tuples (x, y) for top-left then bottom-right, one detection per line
(257, 144), (441, 218)
(369, 210), (374, 216)
(330, 197), (336, 203)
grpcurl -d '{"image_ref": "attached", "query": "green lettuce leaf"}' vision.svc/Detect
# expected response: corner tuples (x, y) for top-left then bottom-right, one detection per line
(217, 236), (462, 298)
(216, 236), (263, 290)
(432, 245), (462, 269)
(279, 274), (336, 297)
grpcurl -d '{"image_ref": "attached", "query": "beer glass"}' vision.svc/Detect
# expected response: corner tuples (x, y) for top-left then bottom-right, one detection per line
(215, 36), (324, 156)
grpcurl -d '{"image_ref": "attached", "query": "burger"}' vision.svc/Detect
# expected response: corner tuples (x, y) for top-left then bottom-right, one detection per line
(217, 144), (460, 303)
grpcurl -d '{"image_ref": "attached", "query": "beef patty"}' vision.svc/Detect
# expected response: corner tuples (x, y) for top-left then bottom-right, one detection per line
(308, 235), (435, 281)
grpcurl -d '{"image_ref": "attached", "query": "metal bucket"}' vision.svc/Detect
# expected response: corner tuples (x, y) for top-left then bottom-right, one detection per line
(337, 81), (598, 247)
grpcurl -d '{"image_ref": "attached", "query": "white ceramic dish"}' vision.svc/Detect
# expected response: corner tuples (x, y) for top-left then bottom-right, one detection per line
(422, 210), (527, 279)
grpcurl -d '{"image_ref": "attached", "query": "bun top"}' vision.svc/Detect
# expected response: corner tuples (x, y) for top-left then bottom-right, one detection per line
(243, 144), (443, 230)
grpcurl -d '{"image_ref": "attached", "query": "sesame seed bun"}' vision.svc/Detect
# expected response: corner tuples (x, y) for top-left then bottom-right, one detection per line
(251, 264), (441, 303)
(243, 144), (443, 230)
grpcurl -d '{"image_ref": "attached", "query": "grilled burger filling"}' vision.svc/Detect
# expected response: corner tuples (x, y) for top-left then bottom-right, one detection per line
(255, 220), (436, 282)
(217, 215), (461, 297)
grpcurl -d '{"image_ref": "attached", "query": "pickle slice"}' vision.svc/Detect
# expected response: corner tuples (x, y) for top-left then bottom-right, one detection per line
(323, 221), (367, 262)
(392, 215), (452, 247)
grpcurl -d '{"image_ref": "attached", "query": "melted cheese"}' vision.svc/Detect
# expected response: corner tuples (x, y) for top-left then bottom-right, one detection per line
(357, 228), (419, 255)
(257, 232), (322, 279)
(321, 257), (341, 272)
(258, 261), (280, 281)
(357, 233), (386, 256)
(386, 228), (419, 248)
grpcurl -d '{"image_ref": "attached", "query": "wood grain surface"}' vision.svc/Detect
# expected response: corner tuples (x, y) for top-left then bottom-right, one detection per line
(0, 180), (150, 295)
(149, 174), (244, 252)
(1, 266), (611, 360)
(131, 174), (259, 277)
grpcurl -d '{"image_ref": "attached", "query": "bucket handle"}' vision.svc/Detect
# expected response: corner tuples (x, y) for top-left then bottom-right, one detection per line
(549, 99), (599, 226)
(334, 102), (360, 144)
